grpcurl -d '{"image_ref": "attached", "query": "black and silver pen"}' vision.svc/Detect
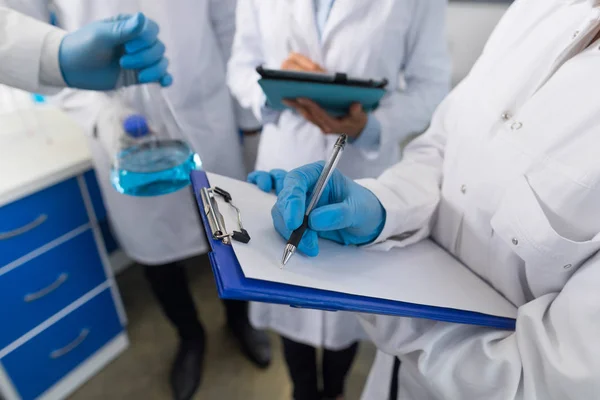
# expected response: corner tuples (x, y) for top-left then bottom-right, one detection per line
(281, 134), (348, 266)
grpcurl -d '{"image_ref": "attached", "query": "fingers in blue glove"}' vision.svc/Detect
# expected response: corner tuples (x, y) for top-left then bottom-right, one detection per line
(104, 13), (133, 22)
(138, 58), (170, 84)
(120, 41), (166, 69)
(310, 189), (386, 245)
(247, 169), (288, 194)
(124, 18), (160, 53)
(309, 199), (364, 246)
(107, 13), (147, 45)
(277, 163), (324, 231)
(271, 205), (319, 257)
(248, 171), (273, 193)
(309, 199), (355, 231)
(160, 73), (173, 87)
(270, 169), (287, 195)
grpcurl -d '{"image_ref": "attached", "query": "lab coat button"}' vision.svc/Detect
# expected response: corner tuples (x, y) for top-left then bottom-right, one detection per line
(563, 264), (573, 270)
(512, 238), (519, 245)
(501, 112), (511, 121)
(511, 122), (523, 130)
(460, 184), (467, 194)
(573, 30), (580, 39)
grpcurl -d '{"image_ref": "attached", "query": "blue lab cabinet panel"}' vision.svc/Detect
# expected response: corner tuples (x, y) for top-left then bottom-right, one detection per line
(0, 179), (88, 267)
(0, 230), (107, 349)
(2, 289), (122, 400)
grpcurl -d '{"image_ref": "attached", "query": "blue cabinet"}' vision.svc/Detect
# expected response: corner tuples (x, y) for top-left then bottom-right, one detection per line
(84, 170), (120, 255)
(0, 179), (89, 267)
(0, 172), (128, 400)
(83, 170), (107, 222)
(2, 289), (122, 400)
(0, 231), (107, 350)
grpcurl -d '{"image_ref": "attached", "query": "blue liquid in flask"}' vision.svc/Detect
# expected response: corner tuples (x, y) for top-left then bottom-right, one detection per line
(111, 139), (201, 197)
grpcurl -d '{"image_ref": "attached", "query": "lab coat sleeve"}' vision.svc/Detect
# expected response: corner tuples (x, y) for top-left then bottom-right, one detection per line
(0, 1), (112, 134)
(208, 0), (237, 66)
(362, 0), (450, 159)
(358, 250), (600, 400)
(0, 0), (51, 21)
(0, 7), (66, 93)
(356, 79), (466, 250)
(227, 0), (272, 124)
(209, 0), (261, 131)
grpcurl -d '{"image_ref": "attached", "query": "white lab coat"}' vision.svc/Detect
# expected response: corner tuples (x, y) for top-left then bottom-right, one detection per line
(5, 0), (250, 265)
(355, 0), (600, 398)
(228, 0), (450, 349)
(229, 0), (450, 179)
(0, 7), (65, 93)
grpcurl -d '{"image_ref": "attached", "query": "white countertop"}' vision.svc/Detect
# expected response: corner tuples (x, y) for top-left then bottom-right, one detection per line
(0, 107), (93, 207)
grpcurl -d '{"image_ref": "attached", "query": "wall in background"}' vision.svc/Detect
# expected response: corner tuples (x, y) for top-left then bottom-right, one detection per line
(447, 2), (510, 86)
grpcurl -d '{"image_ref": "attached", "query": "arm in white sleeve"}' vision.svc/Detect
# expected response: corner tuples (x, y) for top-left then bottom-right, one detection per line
(359, 251), (600, 400)
(0, 2), (111, 134)
(0, 7), (66, 93)
(358, 0), (450, 156)
(0, 0), (51, 20)
(209, 0), (261, 131)
(234, 99), (262, 131)
(357, 80), (467, 249)
(227, 0), (277, 124)
(208, 0), (237, 67)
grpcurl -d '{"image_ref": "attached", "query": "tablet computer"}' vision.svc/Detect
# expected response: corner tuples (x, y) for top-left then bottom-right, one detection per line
(256, 66), (388, 116)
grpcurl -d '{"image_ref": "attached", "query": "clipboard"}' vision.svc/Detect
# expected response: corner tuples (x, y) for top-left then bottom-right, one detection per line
(191, 170), (517, 330)
(256, 66), (388, 117)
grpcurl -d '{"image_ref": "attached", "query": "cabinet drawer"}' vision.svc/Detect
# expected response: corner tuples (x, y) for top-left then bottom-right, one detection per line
(0, 178), (89, 267)
(1, 289), (122, 400)
(0, 230), (107, 349)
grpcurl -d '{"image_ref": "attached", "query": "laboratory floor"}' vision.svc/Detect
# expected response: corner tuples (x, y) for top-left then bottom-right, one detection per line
(70, 257), (376, 400)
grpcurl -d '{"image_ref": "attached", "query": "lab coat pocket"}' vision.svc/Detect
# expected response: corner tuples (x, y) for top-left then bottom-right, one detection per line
(490, 175), (600, 294)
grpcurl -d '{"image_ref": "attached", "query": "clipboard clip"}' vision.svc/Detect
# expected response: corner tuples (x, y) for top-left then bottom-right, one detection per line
(200, 186), (251, 245)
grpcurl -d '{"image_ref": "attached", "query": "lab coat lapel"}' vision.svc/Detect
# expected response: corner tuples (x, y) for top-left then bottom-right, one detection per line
(289, 0), (323, 64)
(321, 1), (370, 49)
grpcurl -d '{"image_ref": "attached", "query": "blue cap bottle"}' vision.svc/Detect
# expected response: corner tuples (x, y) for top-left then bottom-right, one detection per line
(123, 114), (150, 138)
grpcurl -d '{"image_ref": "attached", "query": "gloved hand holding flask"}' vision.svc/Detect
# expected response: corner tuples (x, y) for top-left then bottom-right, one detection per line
(59, 12), (172, 90)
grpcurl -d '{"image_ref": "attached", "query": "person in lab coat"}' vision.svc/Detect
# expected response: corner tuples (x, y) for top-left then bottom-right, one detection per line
(267, 0), (600, 398)
(3, 1), (270, 400)
(228, 1), (450, 399)
(0, 7), (170, 93)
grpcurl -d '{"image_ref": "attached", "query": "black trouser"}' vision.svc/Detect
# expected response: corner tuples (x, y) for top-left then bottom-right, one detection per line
(143, 258), (248, 340)
(389, 357), (401, 400)
(282, 336), (359, 400)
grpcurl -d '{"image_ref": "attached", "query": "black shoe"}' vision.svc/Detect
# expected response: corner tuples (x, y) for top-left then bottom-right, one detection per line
(228, 320), (272, 368)
(170, 337), (205, 400)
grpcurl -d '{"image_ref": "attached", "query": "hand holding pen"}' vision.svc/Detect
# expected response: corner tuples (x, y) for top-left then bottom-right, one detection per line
(281, 134), (349, 265)
(268, 141), (386, 267)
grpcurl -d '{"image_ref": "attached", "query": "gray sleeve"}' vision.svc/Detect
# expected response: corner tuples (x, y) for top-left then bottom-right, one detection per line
(0, 7), (66, 93)
(369, 0), (451, 156)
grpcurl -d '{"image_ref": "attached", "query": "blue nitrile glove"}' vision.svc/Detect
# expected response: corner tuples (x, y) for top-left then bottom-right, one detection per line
(272, 162), (386, 256)
(58, 13), (172, 90)
(248, 169), (287, 194)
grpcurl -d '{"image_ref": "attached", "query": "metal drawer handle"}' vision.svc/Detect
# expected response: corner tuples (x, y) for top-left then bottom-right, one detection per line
(24, 273), (69, 302)
(0, 214), (48, 240)
(50, 328), (90, 359)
